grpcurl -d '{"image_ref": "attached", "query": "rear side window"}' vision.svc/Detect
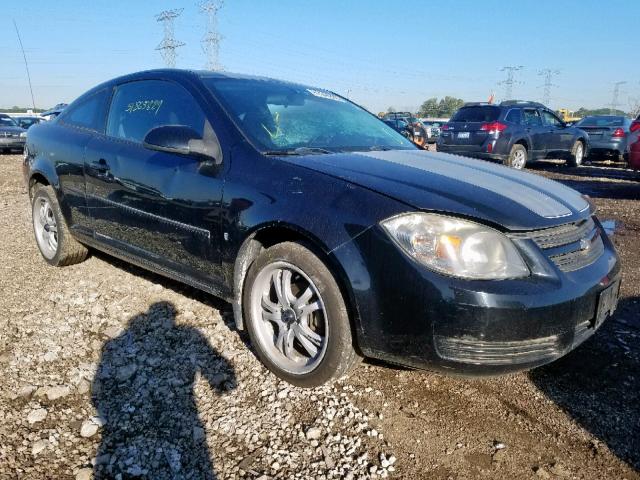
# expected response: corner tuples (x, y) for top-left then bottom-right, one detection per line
(451, 106), (500, 122)
(106, 80), (206, 143)
(505, 109), (521, 124)
(523, 109), (542, 127)
(59, 89), (109, 132)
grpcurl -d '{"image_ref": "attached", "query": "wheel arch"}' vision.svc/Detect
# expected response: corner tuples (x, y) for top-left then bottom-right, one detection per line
(28, 160), (60, 201)
(513, 137), (529, 151)
(231, 223), (361, 346)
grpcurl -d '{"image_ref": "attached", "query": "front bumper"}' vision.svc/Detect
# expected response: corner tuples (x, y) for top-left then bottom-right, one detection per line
(0, 137), (26, 149)
(342, 219), (621, 377)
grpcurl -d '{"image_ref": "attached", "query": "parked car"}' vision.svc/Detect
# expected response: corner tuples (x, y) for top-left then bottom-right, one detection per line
(437, 101), (590, 169)
(382, 117), (412, 139)
(628, 115), (640, 170)
(574, 116), (631, 162)
(0, 113), (27, 153)
(24, 70), (620, 386)
(15, 116), (44, 130)
(421, 119), (448, 143)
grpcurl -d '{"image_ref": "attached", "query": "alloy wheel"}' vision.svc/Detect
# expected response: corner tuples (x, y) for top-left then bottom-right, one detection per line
(33, 197), (58, 259)
(575, 143), (583, 165)
(512, 149), (526, 169)
(250, 261), (328, 375)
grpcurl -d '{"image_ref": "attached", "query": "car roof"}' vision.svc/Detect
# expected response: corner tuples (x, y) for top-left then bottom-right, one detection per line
(100, 69), (317, 92)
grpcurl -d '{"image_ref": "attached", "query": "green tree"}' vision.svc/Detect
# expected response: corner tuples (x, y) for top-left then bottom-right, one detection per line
(417, 96), (465, 118)
(418, 98), (439, 118)
(574, 107), (628, 117)
(437, 96), (465, 118)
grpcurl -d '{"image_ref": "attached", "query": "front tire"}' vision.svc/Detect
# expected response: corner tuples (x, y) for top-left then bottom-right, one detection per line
(505, 144), (527, 169)
(32, 185), (88, 266)
(567, 140), (585, 167)
(243, 242), (360, 387)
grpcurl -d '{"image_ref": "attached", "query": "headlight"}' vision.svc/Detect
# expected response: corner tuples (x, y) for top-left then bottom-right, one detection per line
(20, 132), (27, 138)
(381, 213), (529, 280)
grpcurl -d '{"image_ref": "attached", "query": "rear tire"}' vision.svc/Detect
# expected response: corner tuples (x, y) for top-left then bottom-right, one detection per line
(32, 184), (88, 266)
(567, 140), (585, 167)
(505, 144), (527, 169)
(243, 241), (360, 387)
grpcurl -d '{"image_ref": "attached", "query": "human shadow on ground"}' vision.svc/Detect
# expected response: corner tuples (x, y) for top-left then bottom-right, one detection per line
(91, 301), (235, 479)
(529, 296), (640, 470)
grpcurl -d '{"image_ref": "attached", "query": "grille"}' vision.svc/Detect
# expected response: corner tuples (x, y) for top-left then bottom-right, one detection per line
(511, 217), (595, 249)
(549, 234), (604, 272)
(510, 217), (604, 272)
(435, 335), (560, 365)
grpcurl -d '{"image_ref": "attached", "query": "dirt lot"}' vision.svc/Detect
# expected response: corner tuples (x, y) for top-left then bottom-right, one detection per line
(1, 153), (639, 479)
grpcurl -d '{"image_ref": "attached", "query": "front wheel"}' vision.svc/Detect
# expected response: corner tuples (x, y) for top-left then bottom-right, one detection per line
(567, 140), (585, 167)
(243, 242), (360, 387)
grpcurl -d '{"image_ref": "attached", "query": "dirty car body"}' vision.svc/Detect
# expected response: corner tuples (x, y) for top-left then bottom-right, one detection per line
(23, 70), (621, 381)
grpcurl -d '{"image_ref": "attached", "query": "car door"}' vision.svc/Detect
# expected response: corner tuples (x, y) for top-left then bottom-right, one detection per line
(84, 79), (226, 287)
(522, 108), (546, 158)
(50, 88), (110, 235)
(541, 109), (571, 152)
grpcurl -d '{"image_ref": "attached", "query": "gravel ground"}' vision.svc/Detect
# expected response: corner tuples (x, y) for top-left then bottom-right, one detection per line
(1, 153), (638, 479)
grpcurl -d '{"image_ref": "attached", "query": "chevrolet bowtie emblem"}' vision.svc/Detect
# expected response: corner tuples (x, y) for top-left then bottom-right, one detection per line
(580, 237), (591, 251)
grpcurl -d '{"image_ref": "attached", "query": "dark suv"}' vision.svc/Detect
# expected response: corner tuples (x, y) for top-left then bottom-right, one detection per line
(437, 101), (589, 169)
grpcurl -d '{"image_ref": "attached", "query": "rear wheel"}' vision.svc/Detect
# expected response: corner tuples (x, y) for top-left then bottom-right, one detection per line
(567, 140), (585, 167)
(32, 185), (88, 266)
(505, 144), (527, 169)
(243, 242), (360, 387)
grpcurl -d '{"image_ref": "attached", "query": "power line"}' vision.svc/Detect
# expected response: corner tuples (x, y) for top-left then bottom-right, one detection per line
(498, 66), (524, 100)
(610, 81), (627, 114)
(155, 9), (185, 68)
(538, 68), (560, 106)
(200, 1), (224, 71)
(12, 19), (36, 111)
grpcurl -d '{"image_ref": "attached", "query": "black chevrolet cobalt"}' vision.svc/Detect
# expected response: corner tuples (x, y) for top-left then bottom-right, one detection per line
(23, 70), (621, 386)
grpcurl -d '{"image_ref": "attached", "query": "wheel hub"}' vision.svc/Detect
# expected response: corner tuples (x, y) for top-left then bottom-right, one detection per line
(282, 308), (297, 326)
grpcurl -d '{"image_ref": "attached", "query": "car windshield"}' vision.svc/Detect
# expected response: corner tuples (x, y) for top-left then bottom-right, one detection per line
(451, 106), (500, 122)
(203, 77), (415, 153)
(0, 116), (18, 127)
(576, 116), (625, 127)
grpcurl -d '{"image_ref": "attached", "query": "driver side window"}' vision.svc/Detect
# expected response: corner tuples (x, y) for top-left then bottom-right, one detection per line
(106, 80), (206, 143)
(542, 110), (562, 127)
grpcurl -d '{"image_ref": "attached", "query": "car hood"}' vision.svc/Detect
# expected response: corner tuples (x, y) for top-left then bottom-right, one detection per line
(282, 149), (590, 231)
(0, 126), (26, 134)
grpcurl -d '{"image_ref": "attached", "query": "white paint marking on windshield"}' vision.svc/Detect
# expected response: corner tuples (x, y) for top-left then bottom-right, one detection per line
(306, 89), (346, 103)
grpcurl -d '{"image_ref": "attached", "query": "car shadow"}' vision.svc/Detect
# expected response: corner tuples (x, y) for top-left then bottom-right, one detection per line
(529, 296), (640, 470)
(528, 161), (640, 200)
(91, 301), (236, 479)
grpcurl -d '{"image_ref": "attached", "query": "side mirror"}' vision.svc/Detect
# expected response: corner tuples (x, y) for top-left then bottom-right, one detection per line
(143, 125), (219, 163)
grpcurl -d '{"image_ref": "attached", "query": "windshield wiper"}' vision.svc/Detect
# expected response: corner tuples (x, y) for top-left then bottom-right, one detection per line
(367, 146), (393, 151)
(263, 147), (333, 156)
